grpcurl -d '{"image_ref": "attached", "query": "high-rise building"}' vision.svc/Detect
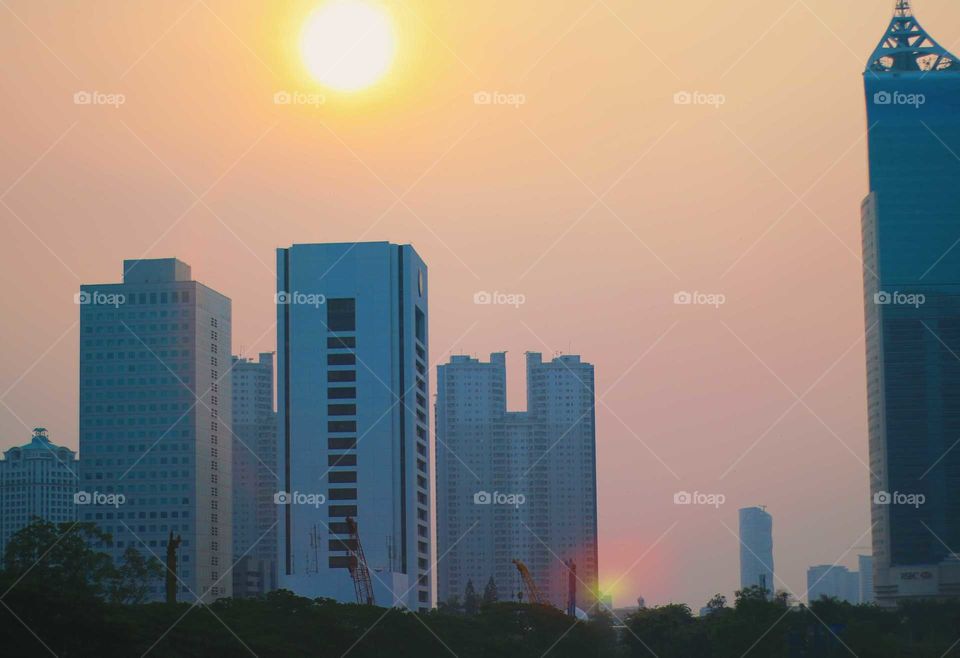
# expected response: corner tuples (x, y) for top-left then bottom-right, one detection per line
(861, 1), (960, 604)
(859, 554), (875, 604)
(0, 428), (78, 556)
(739, 506), (774, 597)
(807, 565), (860, 604)
(79, 258), (232, 601)
(231, 352), (278, 597)
(435, 352), (599, 611)
(277, 242), (431, 610)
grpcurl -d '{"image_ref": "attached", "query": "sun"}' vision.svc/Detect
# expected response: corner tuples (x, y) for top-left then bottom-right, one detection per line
(300, 1), (395, 92)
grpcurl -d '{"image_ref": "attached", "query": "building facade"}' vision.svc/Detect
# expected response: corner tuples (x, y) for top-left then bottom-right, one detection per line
(858, 554), (875, 604)
(861, 1), (960, 604)
(79, 258), (232, 601)
(231, 352), (278, 597)
(807, 565), (860, 604)
(739, 506), (774, 597)
(0, 428), (78, 557)
(277, 242), (431, 610)
(436, 352), (599, 611)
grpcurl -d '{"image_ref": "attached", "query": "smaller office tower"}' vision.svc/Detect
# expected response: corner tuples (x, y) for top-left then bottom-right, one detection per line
(0, 428), (79, 556)
(232, 352), (278, 596)
(739, 506), (774, 597)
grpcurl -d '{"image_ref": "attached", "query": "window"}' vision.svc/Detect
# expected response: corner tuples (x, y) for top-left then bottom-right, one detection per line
(327, 336), (356, 349)
(327, 387), (356, 399)
(327, 298), (356, 332)
(328, 371), (356, 383)
(328, 454), (357, 467)
(328, 420), (356, 433)
(329, 471), (357, 483)
(415, 307), (425, 342)
(328, 488), (357, 500)
(328, 404), (356, 416)
(328, 437), (356, 450)
(327, 353), (356, 366)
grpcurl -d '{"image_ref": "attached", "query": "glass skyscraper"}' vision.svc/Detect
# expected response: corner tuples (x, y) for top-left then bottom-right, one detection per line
(79, 258), (232, 601)
(738, 506), (774, 597)
(277, 242), (431, 610)
(862, 0), (960, 603)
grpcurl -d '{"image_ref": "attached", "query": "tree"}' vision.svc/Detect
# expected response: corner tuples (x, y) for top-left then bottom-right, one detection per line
(438, 594), (462, 615)
(110, 546), (163, 604)
(706, 593), (727, 611)
(464, 579), (479, 615)
(3, 518), (115, 598)
(483, 576), (499, 605)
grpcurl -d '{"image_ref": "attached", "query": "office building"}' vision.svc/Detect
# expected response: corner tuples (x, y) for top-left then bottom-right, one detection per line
(807, 565), (860, 604)
(436, 352), (599, 610)
(231, 352), (278, 596)
(739, 506), (774, 597)
(0, 428), (78, 556)
(79, 258), (232, 601)
(861, 0), (960, 603)
(277, 242), (431, 610)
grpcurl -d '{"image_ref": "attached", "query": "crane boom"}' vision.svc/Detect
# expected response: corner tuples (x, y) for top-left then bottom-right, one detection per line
(346, 516), (376, 605)
(513, 559), (545, 605)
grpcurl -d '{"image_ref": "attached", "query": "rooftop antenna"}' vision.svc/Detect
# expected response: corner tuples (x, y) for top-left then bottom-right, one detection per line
(894, 0), (912, 18)
(867, 0), (958, 72)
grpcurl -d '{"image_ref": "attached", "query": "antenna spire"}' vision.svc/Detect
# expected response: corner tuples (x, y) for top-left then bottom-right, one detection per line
(866, 0), (957, 73)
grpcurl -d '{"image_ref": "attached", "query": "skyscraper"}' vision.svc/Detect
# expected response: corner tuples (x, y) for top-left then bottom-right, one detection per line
(231, 352), (278, 596)
(277, 242), (431, 610)
(0, 428), (78, 556)
(861, 0), (960, 604)
(436, 352), (599, 610)
(739, 506), (774, 596)
(79, 258), (232, 601)
(858, 554), (875, 604)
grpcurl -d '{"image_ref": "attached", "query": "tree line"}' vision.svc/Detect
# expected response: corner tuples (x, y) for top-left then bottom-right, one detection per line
(1, 519), (959, 657)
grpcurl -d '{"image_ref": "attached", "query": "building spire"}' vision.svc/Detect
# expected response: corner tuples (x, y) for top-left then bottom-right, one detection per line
(867, 0), (957, 72)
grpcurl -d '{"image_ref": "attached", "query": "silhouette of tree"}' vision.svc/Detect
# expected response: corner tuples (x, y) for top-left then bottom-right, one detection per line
(483, 576), (499, 605)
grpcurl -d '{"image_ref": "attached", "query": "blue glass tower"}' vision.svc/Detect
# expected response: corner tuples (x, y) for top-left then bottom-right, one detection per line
(862, 0), (960, 603)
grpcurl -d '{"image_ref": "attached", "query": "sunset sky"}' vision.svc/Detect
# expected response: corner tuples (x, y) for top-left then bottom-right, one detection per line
(3, 0), (960, 609)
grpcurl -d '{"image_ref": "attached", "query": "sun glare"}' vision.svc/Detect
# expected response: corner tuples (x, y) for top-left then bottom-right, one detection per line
(300, 1), (395, 92)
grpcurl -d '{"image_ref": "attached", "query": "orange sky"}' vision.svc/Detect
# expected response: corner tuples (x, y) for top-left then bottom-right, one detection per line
(3, 0), (960, 609)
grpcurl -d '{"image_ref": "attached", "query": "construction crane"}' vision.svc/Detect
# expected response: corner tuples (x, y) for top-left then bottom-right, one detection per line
(345, 516), (376, 605)
(512, 559), (545, 605)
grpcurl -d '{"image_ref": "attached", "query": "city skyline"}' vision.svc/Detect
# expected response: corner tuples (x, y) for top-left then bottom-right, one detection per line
(6, 0), (960, 611)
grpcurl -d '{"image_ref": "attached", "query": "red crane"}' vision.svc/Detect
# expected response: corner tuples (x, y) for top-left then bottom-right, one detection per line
(345, 516), (376, 605)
